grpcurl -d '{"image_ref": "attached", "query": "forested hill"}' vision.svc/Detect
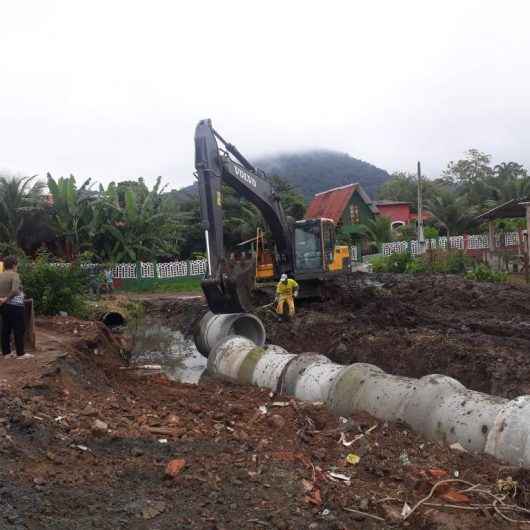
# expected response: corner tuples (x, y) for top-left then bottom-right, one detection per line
(174, 149), (390, 201)
(254, 150), (390, 199)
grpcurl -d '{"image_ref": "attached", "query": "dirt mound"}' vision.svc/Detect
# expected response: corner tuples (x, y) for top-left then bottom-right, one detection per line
(260, 273), (530, 398)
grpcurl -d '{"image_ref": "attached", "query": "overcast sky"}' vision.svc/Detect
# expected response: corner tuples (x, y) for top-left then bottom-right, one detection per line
(1, 0), (530, 189)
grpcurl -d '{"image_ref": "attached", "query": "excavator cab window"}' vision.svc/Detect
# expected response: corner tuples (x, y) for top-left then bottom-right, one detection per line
(294, 221), (323, 272)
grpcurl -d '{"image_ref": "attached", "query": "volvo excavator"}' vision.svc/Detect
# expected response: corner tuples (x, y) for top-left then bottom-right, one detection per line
(195, 119), (351, 314)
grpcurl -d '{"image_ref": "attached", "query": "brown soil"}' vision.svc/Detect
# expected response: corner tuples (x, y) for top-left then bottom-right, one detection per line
(2, 276), (530, 529)
(260, 273), (530, 399)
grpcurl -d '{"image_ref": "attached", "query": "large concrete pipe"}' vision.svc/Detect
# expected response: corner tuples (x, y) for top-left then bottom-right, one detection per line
(194, 312), (266, 357)
(199, 314), (530, 468)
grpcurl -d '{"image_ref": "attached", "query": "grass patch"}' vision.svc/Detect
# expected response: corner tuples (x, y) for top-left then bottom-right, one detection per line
(117, 276), (202, 293)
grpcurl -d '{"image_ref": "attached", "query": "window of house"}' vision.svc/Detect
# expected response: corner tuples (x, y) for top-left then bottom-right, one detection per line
(349, 204), (360, 224)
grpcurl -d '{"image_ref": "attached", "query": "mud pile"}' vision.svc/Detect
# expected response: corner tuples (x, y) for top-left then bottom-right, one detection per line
(260, 273), (530, 398)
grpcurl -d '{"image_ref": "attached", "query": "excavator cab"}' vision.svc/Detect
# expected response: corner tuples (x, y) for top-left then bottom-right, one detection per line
(294, 218), (337, 275)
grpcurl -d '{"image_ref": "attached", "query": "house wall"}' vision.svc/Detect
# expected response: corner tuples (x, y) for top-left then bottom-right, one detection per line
(338, 191), (375, 227)
(376, 204), (411, 224)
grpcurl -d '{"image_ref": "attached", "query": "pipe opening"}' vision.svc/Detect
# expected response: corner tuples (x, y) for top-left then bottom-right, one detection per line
(231, 315), (266, 347)
(101, 312), (126, 328)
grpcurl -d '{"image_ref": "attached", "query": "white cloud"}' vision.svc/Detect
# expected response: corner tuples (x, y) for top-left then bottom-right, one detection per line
(1, 0), (530, 188)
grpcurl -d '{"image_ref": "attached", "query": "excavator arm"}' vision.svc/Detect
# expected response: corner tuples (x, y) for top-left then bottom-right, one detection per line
(195, 119), (294, 313)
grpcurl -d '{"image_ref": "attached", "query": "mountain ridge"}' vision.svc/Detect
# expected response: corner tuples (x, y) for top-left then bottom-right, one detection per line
(173, 149), (390, 202)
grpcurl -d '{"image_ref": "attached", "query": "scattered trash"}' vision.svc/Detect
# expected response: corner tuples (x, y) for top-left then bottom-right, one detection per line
(401, 502), (412, 519)
(165, 458), (186, 478)
(271, 402), (290, 407)
(321, 508), (330, 516)
(339, 424), (377, 446)
(258, 405), (268, 415)
(71, 444), (88, 452)
(328, 471), (351, 485)
(158, 438), (168, 444)
(449, 442), (467, 453)
(454, 470), (460, 478)
(399, 451), (411, 466)
(497, 476), (518, 494)
(339, 432), (355, 446)
(120, 364), (162, 371)
(346, 453), (360, 465)
(54, 416), (65, 422)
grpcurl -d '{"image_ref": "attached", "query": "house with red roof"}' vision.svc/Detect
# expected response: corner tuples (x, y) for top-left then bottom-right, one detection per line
(305, 183), (379, 229)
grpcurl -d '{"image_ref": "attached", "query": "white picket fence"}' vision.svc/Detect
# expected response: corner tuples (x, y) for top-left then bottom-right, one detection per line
(76, 259), (208, 280)
(382, 232), (520, 257)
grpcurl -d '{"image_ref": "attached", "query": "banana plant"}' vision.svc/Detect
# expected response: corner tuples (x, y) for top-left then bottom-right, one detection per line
(46, 173), (95, 259)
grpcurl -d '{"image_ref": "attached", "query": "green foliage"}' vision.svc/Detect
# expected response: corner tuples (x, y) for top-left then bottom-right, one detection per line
(0, 174), (45, 243)
(372, 249), (473, 275)
(423, 226), (440, 239)
(19, 254), (89, 317)
(268, 175), (306, 220)
(425, 250), (473, 274)
(465, 264), (508, 283)
(377, 171), (439, 211)
(118, 277), (202, 293)
(425, 190), (477, 237)
(395, 223), (417, 242)
(371, 252), (415, 273)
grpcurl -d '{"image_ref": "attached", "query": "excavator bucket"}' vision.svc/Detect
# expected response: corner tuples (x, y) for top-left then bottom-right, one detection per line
(202, 258), (255, 314)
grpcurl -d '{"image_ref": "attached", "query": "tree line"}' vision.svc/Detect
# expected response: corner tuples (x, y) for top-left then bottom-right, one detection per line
(376, 149), (530, 239)
(0, 172), (305, 262)
(2, 149), (527, 262)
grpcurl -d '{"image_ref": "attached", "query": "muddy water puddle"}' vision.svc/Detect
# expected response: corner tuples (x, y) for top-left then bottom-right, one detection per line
(129, 323), (207, 383)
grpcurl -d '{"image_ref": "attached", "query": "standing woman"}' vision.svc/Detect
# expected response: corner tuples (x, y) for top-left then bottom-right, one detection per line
(0, 256), (29, 359)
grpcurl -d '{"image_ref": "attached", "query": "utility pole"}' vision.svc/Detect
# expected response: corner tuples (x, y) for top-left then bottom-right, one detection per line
(417, 161), (426, 255)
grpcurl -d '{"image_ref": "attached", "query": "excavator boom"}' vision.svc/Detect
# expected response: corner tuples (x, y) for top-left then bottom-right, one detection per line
(195, 119), (294, 313)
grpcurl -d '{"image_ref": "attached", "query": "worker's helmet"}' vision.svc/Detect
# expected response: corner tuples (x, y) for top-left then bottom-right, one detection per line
(280, 273), (288, 281)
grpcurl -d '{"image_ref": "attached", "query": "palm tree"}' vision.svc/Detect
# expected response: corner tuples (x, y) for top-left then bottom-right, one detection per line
(362, 216), (394, 248)
(0, 174), (45, 244)
(426, 191), (476, 238)
(487, 162), (530, 205)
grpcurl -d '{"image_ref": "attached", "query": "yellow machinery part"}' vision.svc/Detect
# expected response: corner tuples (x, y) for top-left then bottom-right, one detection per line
(329, 245), (350, 272)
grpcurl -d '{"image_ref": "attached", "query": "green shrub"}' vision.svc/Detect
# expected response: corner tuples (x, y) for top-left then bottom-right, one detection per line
(465, 264), (508, 283)
(20, 255), (90, 317)
(423, 226), (440, 239)
(371, 252), (415, 273)
(405, 257), (428, 273)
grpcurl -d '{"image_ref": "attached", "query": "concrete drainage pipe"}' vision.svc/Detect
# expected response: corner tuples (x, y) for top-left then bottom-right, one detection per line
(193, 312), (266, 357)
(199, 314), (530, 468)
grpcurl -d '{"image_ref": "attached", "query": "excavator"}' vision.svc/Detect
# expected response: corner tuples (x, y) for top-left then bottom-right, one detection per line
(195, 119), (351, 314)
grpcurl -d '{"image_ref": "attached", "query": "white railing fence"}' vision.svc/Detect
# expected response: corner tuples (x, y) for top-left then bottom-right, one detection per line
(382, 232), (521, 257)
(75, 259), (208, 280)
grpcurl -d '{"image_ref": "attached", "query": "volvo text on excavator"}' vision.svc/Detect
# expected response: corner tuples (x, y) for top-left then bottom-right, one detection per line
(195, 119), (351, 314)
